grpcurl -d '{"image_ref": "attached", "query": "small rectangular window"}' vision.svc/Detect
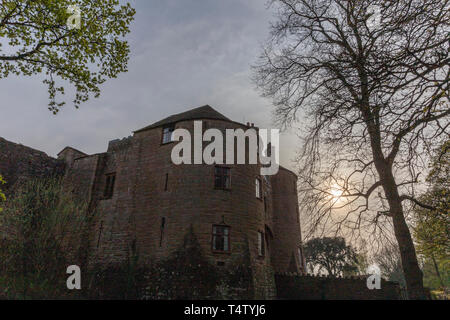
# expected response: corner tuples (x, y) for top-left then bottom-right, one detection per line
(104, 173), (116, 199)
(162, 125), (175, 144)
(164, 173), (169, 191)
(160, 217), (166, 247)
(258, 231), (265, 256)
(97, 220), (104, 248)
(214, 166), (231, 190)
(212, 225), (230, 252)
(255, 178), (262, 199)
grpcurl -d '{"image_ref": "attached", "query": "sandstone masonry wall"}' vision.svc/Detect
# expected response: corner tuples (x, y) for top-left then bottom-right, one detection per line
(0, 137), (64, 191)
(0, 108), (305, 299)
(270, 168), (304, 273)
(275, 273), (402, 300)
(60, 117), (303, 299)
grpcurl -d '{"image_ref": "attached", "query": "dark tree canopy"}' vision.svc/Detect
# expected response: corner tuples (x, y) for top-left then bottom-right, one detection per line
(254, 0), (449, 299)
(0, 0), (135, 113)
(304, 237), (358, 276)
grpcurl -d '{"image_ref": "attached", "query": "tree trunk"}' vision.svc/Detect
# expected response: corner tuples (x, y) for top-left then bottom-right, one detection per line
(431, 254), (444, 288)
(379, 165), (426, 299)
(366, 115), (426, 299)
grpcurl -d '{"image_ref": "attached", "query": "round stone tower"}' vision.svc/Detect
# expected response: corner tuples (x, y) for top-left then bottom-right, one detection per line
(72, 105), (304, 298)
(270, 167), (304, 273)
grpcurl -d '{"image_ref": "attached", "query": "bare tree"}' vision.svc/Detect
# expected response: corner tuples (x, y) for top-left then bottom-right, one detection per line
(254, 0), (449, 299)
(374, 242), (406, 290)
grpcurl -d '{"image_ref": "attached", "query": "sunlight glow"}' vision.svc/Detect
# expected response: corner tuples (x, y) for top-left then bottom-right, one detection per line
(330, 184), (343, 202)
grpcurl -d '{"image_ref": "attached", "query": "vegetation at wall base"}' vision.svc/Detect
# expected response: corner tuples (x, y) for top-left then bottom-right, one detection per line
(0, 178), (89, 299)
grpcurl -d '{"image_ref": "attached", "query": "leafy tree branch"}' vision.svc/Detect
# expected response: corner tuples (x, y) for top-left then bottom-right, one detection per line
(0, 0), (135, 113)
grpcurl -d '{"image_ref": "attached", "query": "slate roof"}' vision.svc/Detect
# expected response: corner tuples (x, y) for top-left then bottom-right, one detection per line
(134, 105), (231, 133)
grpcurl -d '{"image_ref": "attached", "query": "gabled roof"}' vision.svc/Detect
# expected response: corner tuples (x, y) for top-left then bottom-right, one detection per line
(57, 146), (87, 157)
(134, 105), (231, 133)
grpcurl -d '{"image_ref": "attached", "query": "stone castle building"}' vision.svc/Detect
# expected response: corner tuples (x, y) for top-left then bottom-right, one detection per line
(1, 105), (306, 299)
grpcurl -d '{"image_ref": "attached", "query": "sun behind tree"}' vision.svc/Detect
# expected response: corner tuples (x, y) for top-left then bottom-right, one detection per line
(254, 0), (449, 299)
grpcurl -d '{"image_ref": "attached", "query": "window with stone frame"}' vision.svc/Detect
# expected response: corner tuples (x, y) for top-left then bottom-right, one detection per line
(255, 177), (262, 199)
(161, 124), (175, 144)
(212, 225), (230, 252)
(258, 231), (265, 257)
(214, 166), (231, 190)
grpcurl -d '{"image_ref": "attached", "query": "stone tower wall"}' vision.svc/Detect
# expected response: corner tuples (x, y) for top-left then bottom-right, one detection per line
(1, 113), (304, 299)
(270, 167), (303, 273)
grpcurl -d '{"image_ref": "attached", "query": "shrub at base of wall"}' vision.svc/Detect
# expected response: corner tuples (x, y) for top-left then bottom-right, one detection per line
(85, 227), (255, 300)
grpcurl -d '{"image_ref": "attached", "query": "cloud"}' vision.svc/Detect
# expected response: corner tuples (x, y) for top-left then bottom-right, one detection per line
(0, 0), (299, 170)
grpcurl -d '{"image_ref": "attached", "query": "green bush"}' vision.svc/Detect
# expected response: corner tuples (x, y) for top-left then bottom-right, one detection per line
(0, 178), (90, 299)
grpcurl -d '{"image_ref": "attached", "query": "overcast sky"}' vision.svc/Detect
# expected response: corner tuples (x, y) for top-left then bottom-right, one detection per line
(1, 0), (300, 171)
